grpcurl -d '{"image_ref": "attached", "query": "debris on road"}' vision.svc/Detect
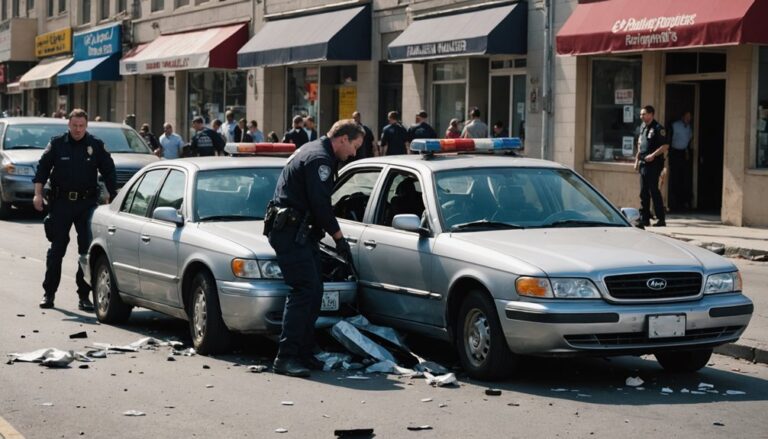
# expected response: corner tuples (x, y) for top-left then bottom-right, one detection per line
(275, 428), (288, 433)
(6, 348), (95, 367)
(281, 401), (294, 406)
(726, 390), (746, 395)
(424, 372), (457, 387)
(122, 410), (146, 416)
(248, 365), (268, 373)
(69, 331), (88, 339)
(661, 387), (674, 394)
(344, 375), (371, 380)
(485, 388), (502, 396)
(698, 382), (715, 390)
(625, 377), (644, 387)
(420, 398), (432, 403)
(713, 422), (725, 427)
(334, 428), (374, 437)
(330, 321), (397, 363)
(407, 425), (433, 431)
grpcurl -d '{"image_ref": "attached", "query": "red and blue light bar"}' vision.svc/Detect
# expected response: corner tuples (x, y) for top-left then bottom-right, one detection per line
(410, 137), (522, 154)
(224, 142), (296, 155)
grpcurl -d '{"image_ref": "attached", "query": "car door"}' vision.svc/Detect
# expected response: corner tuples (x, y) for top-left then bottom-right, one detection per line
(107, 168), (167, 296)
(138, 168), (186, 307)
(356, 168), (441, 326)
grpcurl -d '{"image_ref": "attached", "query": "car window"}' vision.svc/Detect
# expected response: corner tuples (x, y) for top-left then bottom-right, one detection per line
(332, 169), (381, 222)
(127, 169), (166, 217)
(375, 171), (424, 226)
(89, 127), (153, 154)
(3, 124), (55, 149)
(195, 167), (281, 221)
(155, 170), (186, 213)
(120, 175), (142, 213)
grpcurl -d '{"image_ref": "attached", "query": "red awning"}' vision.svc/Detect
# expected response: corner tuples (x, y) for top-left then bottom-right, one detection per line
(557, 0), (768, 55)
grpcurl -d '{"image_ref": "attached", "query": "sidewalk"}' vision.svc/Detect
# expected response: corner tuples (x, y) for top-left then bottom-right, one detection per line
(647, 214), (768, 365)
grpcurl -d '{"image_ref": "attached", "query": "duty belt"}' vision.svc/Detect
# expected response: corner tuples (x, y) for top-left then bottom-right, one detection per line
(54, 187), (98, 201)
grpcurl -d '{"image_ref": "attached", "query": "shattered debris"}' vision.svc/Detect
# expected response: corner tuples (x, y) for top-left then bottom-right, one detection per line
(726, 390), (746, 395)
(122, 410), (146, 417)
(281, 401), (294, 406)
(407, 425), (433, 431)
(331, 321), (397, 363)
(424, 372), (457, 387)
(334, 428), (374, 437)
(6, 348), (89, 368)
(248, 365), (268, 373)
(69, 331), (88, 339)
(625, 377), (644, 387)
(485, 389), (502, 396)
(275, 428), (288, 433)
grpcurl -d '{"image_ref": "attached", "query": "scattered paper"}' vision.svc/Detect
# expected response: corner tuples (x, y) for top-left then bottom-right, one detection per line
(122, 410), (146, 416)
(625, 377), (644, 387)
(275, 428), (288, 433)
(726, 390), (746, 395)
(424, 372), (457, 387)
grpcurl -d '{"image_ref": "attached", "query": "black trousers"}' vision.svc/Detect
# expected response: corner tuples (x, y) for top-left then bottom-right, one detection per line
(668, 148), (691, 210)
(42, 198), (96, 298)
(639, 162), (665, 222)
(269, 227), (323, 359)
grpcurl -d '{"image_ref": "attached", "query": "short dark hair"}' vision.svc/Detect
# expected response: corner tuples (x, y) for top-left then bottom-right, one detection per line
(304, 116), (315, 122)
(293, 115), (304, 124)
(212, 119), (222, 127)
(69, 108), (88, 120)
(328, 119), (365, 140)
(249, 120), (258, 128)
(470, 107), (481, 118)
(493, 121), (504, 129)
(642, 105), (655, 114)
(417, 110), (428, 118)
(388, 111), (399, 120)
(192, 116), (204, 125)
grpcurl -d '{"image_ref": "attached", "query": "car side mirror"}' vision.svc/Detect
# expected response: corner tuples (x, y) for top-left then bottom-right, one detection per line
(153, 206), (184, 226)
(392, 214), (422, 233)
(620, 207), (642, 228)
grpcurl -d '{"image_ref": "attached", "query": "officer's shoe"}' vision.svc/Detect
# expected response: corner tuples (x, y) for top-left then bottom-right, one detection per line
(78, 296), (95, 312)
(39, 295), (55, 309)
(273, 357), (311, 378)
(653, 220), (666, 227)
(301, 355), (325, 371)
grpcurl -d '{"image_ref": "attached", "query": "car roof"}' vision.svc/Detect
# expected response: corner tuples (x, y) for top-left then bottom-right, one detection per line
(0, 116), (131, 130)
(349, 153), (568, 173)
(146, 156), (287, 172)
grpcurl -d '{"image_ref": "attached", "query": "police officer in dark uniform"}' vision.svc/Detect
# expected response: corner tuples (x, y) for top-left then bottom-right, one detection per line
(33, 109), (117, 310)
(265, 119), (363, 377)
(282, 115), (310, 149)
(190, 116), (225, 157)
(636, 105), (669, 227)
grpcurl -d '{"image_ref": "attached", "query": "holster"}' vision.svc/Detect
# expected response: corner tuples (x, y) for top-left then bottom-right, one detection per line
(263, 202), (277, 236)
(43, 215), (54, 242)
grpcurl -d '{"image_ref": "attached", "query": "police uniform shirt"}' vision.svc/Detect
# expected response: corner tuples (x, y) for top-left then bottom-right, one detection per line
(283, 128), (310, 149)
(354, 124), (375, 160)
(407, 122), (438, 142)
(191, 127), (224, 156)
(272, 137), (341, 237)
(34, 132), (117, 199)
(381, 123), (408, 155)
(639, 120), (668, 166)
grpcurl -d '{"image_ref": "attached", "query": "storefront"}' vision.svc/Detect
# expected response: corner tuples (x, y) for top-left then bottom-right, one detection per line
(120, 23), (249, 138)
(556, 0), (768, 226)
(57, 23), (122, 121)
(0, 18), (38, 114)
(237, 5), (371, 134)
(19, 27), (73, 117)
(387, 2), (527, 136)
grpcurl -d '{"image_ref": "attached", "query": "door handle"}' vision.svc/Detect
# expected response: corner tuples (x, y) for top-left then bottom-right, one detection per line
(346, 236), (358, 244)
(140, 235), (151, 243)
(107, 226), (116, 234)
(363, 240), (377, 248)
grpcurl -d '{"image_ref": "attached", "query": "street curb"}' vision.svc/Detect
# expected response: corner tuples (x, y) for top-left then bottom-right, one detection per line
(714, 342), (768, 365)
(655, 232), (768, 261)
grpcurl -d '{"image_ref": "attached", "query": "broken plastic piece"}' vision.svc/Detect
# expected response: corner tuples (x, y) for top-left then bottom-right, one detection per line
(86, 350), (107, 359)
(420, 398), (432, 403)
(8, 348), (76, 368)
(407, 425), (433, 431)
(713, 422), (725, 427)
(334, 428), (374, 437)
(69, 331), (88, 339)
(345, 375), (370, 380)
(485, 388), (502, 396)
(625, 377), (644, 387)
(661, 387), (674, 394)
(330, 321), (397, 363)
(275, 428), (288, 433)
(424, 372), (457, 387)
(122, 410), (146, 416)
(345, 315), (407, 349)
(247, 365), (267, 373)
(281, 401), (294, 406)
(413, 360), (450, 375)
(698, 382), (714, 389)
(726, 390), (746, 395)
(550, 388), (568, 392)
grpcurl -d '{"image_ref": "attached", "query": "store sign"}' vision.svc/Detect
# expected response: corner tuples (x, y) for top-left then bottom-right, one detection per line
(609, 14), (696, 50)
(122, 55), (207, 74)
(406, 39), (468, 58)
(35, 28), (72, 58)
(74, 24), (121, 60)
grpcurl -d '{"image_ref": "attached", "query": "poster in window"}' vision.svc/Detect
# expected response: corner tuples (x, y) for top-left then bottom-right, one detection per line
(615, 89), (634, 105)
(338, 86), (357, 121)
(623, 105), (634, 124)
(622, 136), (635, 157)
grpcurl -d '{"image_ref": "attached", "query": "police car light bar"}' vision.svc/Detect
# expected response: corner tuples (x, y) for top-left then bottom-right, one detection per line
(224, 142), (296, 155)
(409, 137), (522, 154)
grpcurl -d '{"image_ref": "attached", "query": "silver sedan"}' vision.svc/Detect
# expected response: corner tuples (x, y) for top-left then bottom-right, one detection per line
(86, 157), (356, 353)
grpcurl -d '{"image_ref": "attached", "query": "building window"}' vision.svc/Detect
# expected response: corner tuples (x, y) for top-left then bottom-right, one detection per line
(287, 67), (319, 128)
(151, 0), (163, 12)
(2, 0), (7, 20)
(27, 0), (34, 11)
(175, 0), (189, 7)
(97, 83), (116, 122)
(757, 47), (768, 169)
(99, 0), (108, 19)
(12, 0), (18, 17)
(187, 71), (246, 137)
(117, 0), (125, 12)
(589, 57), (642, 163)
(80, 0), (90, 23)
(432, 61), (467, 137)
(58, 0), (65, 13)
(47, 0), (53, 16)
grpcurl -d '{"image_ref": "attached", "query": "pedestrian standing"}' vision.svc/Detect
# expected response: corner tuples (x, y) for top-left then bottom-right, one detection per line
(267, 131), (280, 143)
(265, 119), (362, 377)
(236, 118), (253, 142)
(379, 111), (408, 155)
(159, 122), (184, 159)
(220, 111), (242, 143)
(190, 116), (225, 157)
(303, 116), (318, 142)
(668, 111), (693, 211)
(635, 105), (669, 227)
(445, 118), (461, 139)
(407, 110), (438, 144)
(33, 109), (117, 311)
(282, 115), (310, 148)
(492, 121), (509, 138)
(139, 123), (162, 157)
(352, 111), (376, 160)
(248, 120), (265, 143)
(461, 107), (489, 138)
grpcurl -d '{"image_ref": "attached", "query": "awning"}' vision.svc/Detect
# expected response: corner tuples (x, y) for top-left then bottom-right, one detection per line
(6, 82), (21, 94)
(556, 0), (768, 55)
(238, 6), (370, 68)
(387, 3), (527, 62)
(19, 56), (73, 90)
(120, 24), (248, 75)
(57, 53), (120, 85)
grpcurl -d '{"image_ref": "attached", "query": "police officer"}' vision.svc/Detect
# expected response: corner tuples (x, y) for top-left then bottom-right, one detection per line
(636, 105), (669, 227)
(33, 109), (117, 310)
(265, 119), (363, 377)
(190, 116), (225, 157)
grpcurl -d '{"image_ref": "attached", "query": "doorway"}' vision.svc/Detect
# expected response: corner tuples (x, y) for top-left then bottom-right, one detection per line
(151, 75), (166, 138)
(489, 73), (526, 140)
(664, 80), (725, 214)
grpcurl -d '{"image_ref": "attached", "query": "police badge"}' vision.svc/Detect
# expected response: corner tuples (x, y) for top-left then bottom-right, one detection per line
(87, 146), (93, 157)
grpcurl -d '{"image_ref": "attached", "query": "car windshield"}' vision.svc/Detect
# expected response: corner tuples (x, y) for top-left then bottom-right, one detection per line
(2, 123), (152, 154)
(195, 167), (282, 221)
(434, 167), (627, 231)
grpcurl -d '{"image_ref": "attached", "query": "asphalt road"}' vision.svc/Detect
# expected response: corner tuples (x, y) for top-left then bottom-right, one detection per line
(1, 210), (767, 439)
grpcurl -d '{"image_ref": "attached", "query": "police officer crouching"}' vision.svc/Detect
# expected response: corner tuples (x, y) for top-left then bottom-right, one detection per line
(33, 109), (117, 311)
(265, 119), (363, 377)
(635, 105), (669, 227)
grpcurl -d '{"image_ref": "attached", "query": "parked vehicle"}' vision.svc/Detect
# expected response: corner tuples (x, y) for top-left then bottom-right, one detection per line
(85, 157), (356, 354)
(329, 139), (753, 380)
(0, 117), (158, 218)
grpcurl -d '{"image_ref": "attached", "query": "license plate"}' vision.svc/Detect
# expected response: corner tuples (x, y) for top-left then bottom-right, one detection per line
(321, 290), (340, 311)
(648, 314), (686, 339)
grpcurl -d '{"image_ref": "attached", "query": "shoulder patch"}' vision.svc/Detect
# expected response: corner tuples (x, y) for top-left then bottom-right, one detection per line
(318, 164), (332, 182)
(659, 128), (666, 137)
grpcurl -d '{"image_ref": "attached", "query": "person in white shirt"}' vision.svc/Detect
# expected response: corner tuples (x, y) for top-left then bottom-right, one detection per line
(219, 110), (241, 142)
(668, 111), (693, 211)
(159, 122), (184, 159)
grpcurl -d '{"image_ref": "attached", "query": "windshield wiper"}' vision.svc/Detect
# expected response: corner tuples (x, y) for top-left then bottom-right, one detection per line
(199, 215), (263, 221)
(451, 220), (525, 231)
(541, 219), (622, 228)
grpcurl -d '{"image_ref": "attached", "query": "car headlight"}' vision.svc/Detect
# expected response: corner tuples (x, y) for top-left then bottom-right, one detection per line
(257, 260), (283, 279)
(3, 163), (35, 176)
(231, 258), (262, 279)
(516, 276), (601, 299)
(704, 271), (742, 294)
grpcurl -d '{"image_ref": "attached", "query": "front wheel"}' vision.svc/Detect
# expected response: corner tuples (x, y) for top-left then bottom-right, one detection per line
(0, 186), (12, 219)
(93, 256), (132, 323)
(655, 348), (713, 373)
(456, 292), (517, 380)
(187, 271), (232, 354)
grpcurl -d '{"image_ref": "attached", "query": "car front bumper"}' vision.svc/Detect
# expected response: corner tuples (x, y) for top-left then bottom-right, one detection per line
(217, 279), (357, 333)
(497, 293), (753, 355)
(1, 174), (35, 205)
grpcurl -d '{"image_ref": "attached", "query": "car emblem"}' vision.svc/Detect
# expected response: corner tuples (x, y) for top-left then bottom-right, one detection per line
(646, 278), (667, 290)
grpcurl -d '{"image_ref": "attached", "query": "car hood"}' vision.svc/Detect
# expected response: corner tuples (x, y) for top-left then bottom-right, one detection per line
(449, 227), (735, 277)
(1, 149), (45, 165)
(111, 153), (158, 169)
(196, 221), (273, 258)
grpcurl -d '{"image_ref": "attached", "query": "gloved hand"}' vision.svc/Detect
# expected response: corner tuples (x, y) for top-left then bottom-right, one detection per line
(334, 237), (352, 262)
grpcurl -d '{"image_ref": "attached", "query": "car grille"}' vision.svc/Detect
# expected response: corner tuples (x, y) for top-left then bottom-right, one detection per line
(564, 326), (744, 348)
(116, 169), (139, 187)
(604, 272), (702, 300)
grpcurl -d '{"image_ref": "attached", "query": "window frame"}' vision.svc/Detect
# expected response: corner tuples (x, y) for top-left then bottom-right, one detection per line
(80, 0), (91, 24)
(331, 166), (384, 224)
(120, 168), (169, 218)
(152, 168), (188, 220)
(372, 168), (425, 228)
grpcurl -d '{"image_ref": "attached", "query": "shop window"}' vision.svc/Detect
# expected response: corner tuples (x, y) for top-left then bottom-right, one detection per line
(2, 0), (7, 20)
(27, 0), (32, 12)
(80, 0), (91, 23)
(175, 0), (189, 7)
(97, 83), (115, 122)
(589, 57), (642, 163)
(432, 61), (467, 136)
(47, 0), (53, 16)
(117, 0), (126, 12)
(99, 0), (109, 19)
(12, 0), (18, 17)
(151, 0), (163, 12)
(757, 47), (768, 169)
(188, 71), (246, 137)
(666, 52), (726, 75)
(287, 67), (319, 130)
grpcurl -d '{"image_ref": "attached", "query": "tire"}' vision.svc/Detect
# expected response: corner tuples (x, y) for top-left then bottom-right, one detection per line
(0, 186), (12, 219)
(655, 348), (713, 373)
(93, 256), (132, 323)
(456, 292), (517, 380)
(187, 271), (232, 354)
